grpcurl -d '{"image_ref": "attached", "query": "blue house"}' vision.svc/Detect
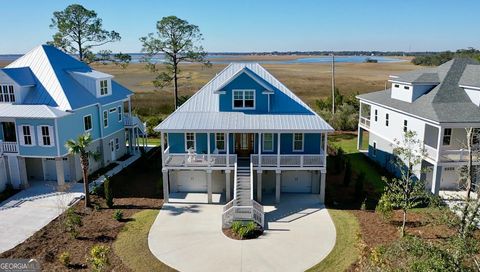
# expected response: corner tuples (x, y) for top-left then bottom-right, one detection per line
(155, 63), (333, 227)
(0, 45), (145, 191)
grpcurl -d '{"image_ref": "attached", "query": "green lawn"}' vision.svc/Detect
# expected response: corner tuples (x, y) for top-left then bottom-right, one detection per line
(113, 209), (174, 272)
(147, 137), (161, 146)
(308, 209), (360, 272)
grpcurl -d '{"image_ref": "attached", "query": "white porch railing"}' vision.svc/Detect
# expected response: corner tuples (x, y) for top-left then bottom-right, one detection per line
(251, 154), (325, 167)
(124, 114), (146, 135)
(360, 116), (370, 128)
(0, 141), (18, 154)
(440, 149), (479, 162)
(424, 144), (438, 161)
(163, 153), (237, 168)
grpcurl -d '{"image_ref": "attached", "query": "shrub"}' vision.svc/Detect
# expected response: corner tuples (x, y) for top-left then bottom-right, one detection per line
(360, 198), (367, 211)
(332, 147), (346, 174)
(231, 221), (258, 239)
(231, 221), (242, 233)
(354, 172), (365, 200)
(64, 207), (82, 238)
(88, 245), (110, 272)
(343, 159), (352, 186)
(376, 193), (394, 221)
(58, 251), (70, 267)
(91, 182), (104, 197)
(104, 176), (113, 208)
(155, 177), (163, 196)
(113, 209), (123, 221)
(145, 116), (162, 138)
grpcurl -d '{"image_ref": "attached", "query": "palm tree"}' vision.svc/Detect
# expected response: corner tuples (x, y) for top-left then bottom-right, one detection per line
(65, 133), (99, 208)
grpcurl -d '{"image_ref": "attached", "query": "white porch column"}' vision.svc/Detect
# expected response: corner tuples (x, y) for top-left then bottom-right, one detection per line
(277, 133), (281, 168)
(431, 164), (442, 195)
(258, 133), (262, 168)
(275, 170), (281, 203)
(257, 170), (263, 202)
(357, 127), (362, 150)
(207, 132), (211, 166)
(320, 170), (326, 203)
(160, 132), (165, 168)
(162, 169), (169, 203)
(226, 133), (230, 166)
(207, 169), (213, 203)
(55, 157), (65, 186)
(324, 133), (328, 166)
(128, 97), (132, 118)
(225, 170), (231, 202)
(18, 157), (29, 188)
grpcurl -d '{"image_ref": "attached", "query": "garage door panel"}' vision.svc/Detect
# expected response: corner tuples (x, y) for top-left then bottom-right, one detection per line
(175, 171), (207, 192)
(281, 171), (312, 193)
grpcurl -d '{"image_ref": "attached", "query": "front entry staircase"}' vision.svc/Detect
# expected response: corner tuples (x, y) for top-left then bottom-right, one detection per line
(222, 159), (265, 228)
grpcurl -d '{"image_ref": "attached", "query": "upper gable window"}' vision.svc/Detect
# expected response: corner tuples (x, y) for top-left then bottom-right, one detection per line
(100, 80), (109, 96)
(0, 85), (15, 103)
(233, 89), (255, 109)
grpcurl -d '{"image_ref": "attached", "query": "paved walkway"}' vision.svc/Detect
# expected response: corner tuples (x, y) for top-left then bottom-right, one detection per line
(149, 194), (336, 272)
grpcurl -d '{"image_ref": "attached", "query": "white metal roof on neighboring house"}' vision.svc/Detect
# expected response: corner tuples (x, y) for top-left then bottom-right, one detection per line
(155, 63), (333, 132)
(0, 104), (70, 118)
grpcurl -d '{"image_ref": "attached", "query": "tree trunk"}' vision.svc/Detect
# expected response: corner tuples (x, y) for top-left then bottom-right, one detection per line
(173, 61), (178, 110)
(401, 209), (407, 237)
(80, 155), (91, 208)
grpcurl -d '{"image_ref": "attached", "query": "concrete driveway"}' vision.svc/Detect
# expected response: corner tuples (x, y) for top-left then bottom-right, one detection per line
(0, 181), (83, 253)
(149, 194), (336, 272)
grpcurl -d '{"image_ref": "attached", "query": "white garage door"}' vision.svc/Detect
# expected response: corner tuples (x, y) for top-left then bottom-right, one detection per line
(281, 171), (312, 193)
(44, 158), (71, 182)
(175, 171), (207, 192)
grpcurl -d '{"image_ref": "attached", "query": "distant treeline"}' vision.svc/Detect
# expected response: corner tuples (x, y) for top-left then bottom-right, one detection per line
(411, 48), (480, 66)
(208, 51), (419, 56)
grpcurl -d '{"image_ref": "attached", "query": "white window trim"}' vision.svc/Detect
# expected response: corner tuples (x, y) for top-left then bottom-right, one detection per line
(232, 89), (256, 110)
(215, 133), (226, 151)
(374, 109), (378, 122)
(97, 79), (111, 97)
(385, 113), (389, 127)
(109, 107), (117, 113)
(115, 137), (120, 150)
(18, 125), (36, 146)
(292, 133), (304, 152)
(0, 85), (15, 103)
(37, 125), (55, 147)
(118, 106), (123, 122)
(185, 132), (196, 151)
(103, 110), (108, 128)
(443, 128), (452, 146)
(372, 141), (377, 157)
(403, 119), (408, 132)
(84, 114), (93, 132)
(262, 133), (274, 152)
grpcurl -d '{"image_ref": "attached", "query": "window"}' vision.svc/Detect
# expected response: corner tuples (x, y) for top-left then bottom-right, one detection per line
(19, 125), (34, 146)
(84, 115), (92, 131)
(403, 120), (408, 132)
(263, 133), (274, 152)
(394, 84), (399, 88)
(0, 85), (14, 102)
(103, 110), (108, 128)
(374, 109), (378, 122)
(115, 138), (119, 150)
(233, 90), (255, 109)
(38, 125), (54, 147)
(385, 113), (389, 127)
(215, 133), (225, 151)
(373, 141), (377, 157)
(443, 128), (452, 145)
(100, 80), (109, 95)
(109, 108), (117, 113)
(185, 133), (195, 151)
(444, 167), (455, 172)
(293, 133), (304, 152)
(118, 106), (122, 122)
(404, 86), (410, 90)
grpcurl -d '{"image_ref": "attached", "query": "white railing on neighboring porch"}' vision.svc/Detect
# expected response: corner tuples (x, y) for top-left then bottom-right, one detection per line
(0, 141), (18, 154)
(163, 153), (237, 168)
(251, 154), (325, 167)
(440, 149), (479, 162)
(360, 116), (370, 128)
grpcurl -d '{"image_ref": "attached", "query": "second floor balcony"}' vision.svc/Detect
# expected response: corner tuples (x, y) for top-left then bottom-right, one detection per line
(0, 140), (18, 154)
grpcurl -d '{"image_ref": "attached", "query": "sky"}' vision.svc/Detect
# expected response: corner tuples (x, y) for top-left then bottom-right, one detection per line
(0, 0), (479, 54)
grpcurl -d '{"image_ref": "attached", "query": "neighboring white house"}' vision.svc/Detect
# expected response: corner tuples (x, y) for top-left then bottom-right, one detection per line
(357, 58), (480, 195)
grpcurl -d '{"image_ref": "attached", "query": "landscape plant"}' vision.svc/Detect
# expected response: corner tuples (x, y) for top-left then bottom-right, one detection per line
(140, 16), (210, 109)
(64, 207), (82, 238)
(49, 4), (128, 65)
(66, 133), (100, 208)
(104, 176), (114, 208)
(88, 245), (110, 272)
(230, 221), (258, 239)
(58, 251), (71, 267)
(113, 209), (124, 221)
(380, 130), (427, 237)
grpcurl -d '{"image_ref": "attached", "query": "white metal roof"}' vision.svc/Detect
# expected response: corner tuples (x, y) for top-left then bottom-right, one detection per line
(0, 104), (70, 118)
(156, 63), (333, 132)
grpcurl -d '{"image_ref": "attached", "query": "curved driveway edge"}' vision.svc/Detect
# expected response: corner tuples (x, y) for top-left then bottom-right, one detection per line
(148, 194), (336, 272)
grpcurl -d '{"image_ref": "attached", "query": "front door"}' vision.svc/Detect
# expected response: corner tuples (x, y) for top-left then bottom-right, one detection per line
(235, 133), (254, 158)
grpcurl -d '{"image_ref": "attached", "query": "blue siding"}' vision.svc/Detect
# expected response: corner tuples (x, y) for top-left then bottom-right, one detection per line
(0, 124), (3, 141)
(16, 118), (57, 157)
(57, 105), (101, 155)
(100, 101), (124, 137)
(219, 73), (269, 113)
(168, 133), (185, 153)
(196, 133), (208, 154)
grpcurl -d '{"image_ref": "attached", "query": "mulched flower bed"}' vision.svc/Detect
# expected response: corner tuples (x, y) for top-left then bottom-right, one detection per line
(222, 225), (264, 240)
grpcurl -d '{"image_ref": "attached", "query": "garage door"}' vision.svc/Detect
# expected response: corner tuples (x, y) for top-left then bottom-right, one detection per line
(281, 171), (312, 193)
(175, 171), (207, 192)
(44, 158), (71, 182)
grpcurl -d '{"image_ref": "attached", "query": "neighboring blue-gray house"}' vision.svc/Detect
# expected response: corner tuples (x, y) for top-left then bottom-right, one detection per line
(0, 45), (145, 191)
(155, 63), (333, 227)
